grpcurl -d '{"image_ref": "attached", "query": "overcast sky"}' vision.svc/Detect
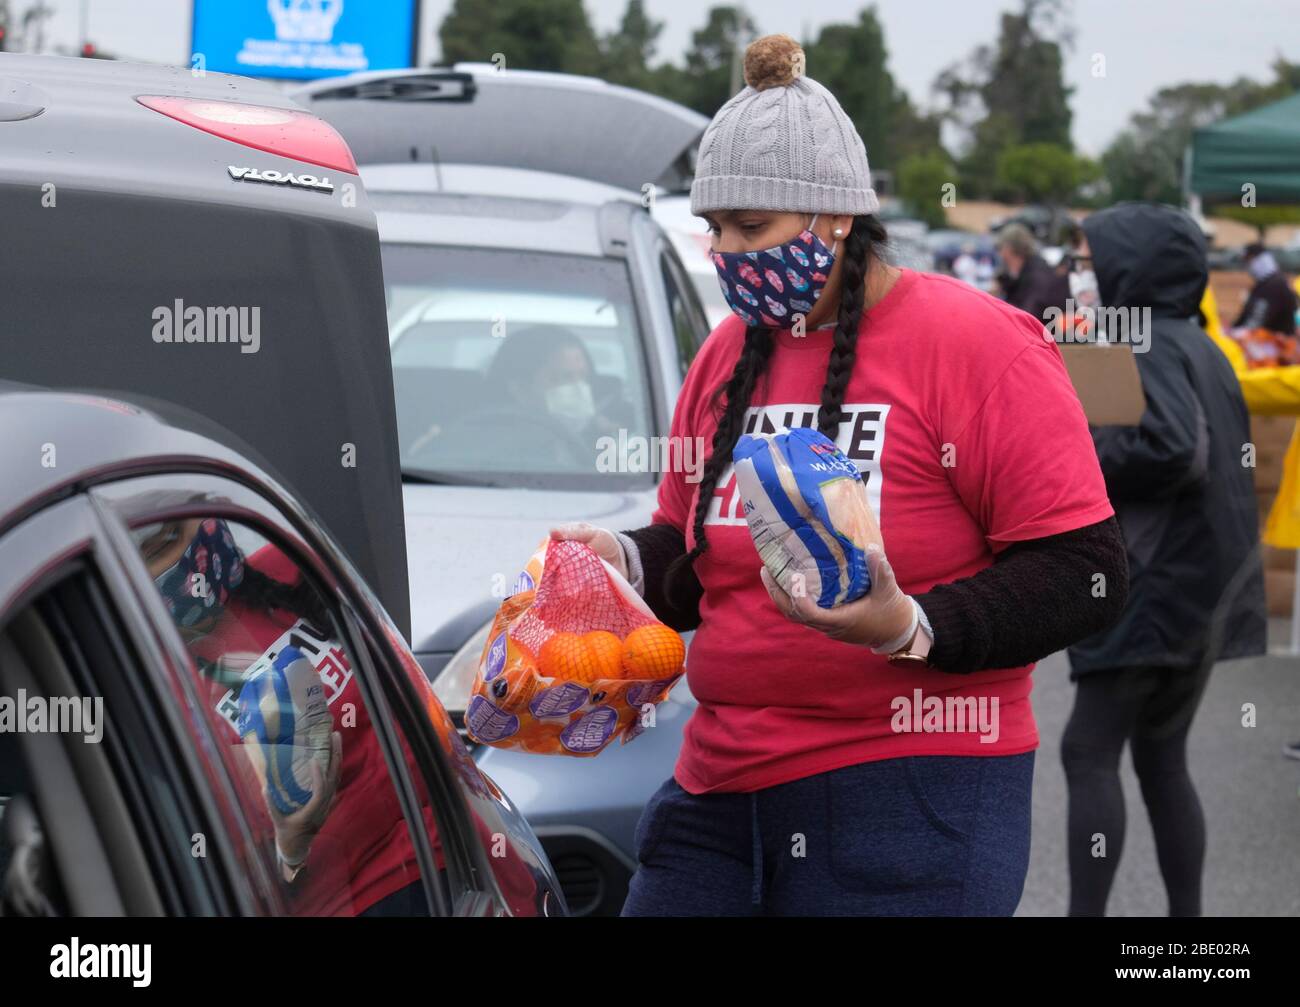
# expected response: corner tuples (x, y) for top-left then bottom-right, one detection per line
(13, 0), (1300, 155)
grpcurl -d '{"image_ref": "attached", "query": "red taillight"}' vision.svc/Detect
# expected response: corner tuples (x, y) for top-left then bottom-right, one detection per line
(136, 95), (358, 175)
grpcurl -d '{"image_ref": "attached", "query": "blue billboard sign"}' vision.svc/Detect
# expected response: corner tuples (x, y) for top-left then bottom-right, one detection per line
(191, 0), (419, 80)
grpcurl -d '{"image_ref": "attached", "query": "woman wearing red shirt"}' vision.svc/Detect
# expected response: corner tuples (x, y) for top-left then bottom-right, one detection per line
(554, 35), (1127, 916)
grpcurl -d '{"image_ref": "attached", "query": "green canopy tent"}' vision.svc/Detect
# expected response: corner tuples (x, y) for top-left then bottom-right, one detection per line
(1189, 91), (1300, 203)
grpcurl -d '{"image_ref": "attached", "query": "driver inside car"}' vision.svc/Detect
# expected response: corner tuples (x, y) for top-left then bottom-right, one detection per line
(134, 516), (441, 916)
(485, 325), (632, 439)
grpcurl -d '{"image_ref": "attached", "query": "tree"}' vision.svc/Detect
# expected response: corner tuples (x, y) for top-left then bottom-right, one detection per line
(655, 5), (759, 116)
(600, 0), (664, 92)
(933, 0), (1075, 199)
(1099, 130), (1182, 205)
(995, 142), (1096, 204)
(898, 152), (956, 229)
(438, 0), (602, 75)
(980, 2), (1073, 148)
(805, 8), (941, 173)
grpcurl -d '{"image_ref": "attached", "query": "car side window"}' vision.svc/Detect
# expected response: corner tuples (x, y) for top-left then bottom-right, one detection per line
(661, 250), (710, 375)
(0, 617), (74, 917)
(129, 515), (443, 916)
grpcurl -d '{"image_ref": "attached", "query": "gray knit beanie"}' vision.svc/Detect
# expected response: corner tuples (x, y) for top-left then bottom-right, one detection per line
(690, 34), (879, 218)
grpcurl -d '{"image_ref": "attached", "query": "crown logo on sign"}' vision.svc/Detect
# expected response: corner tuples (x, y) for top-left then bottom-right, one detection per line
(267, 0), (344, 43)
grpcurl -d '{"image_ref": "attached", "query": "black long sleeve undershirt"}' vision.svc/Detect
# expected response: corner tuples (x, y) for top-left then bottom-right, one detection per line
(621, 515), (1128, 673)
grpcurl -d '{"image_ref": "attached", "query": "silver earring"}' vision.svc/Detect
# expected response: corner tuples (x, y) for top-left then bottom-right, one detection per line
(833, 228), (844, 237)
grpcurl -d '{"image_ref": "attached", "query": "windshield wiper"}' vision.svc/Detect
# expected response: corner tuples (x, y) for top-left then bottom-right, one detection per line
(401, 466), (499, 488)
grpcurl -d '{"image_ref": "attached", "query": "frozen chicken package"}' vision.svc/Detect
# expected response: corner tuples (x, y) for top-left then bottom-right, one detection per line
(732, 426), (884, 608)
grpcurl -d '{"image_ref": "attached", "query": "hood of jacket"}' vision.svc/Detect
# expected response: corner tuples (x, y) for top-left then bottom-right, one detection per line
(1083, 202), (1208, 318)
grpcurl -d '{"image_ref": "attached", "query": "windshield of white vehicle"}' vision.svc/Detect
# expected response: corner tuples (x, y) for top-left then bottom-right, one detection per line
(382, 244), (657, 490)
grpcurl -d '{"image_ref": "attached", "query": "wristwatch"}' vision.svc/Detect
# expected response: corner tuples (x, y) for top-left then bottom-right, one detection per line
(887, 602), (934, 668)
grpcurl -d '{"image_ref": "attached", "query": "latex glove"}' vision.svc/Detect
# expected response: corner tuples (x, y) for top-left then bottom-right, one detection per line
(760, 546), (917, 652)
(269, 731), (343, 867)
(549, 522), (630, 581)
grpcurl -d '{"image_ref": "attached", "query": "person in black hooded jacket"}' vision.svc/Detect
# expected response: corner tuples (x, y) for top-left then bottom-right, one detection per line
(1061, 202), (1266, 917)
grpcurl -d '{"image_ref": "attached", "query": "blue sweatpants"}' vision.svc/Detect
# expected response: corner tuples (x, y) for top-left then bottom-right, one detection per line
(622, 752), (1035, 916)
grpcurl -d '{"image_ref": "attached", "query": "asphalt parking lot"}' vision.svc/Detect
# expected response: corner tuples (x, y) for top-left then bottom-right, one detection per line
(1018, 621), (1300, 916)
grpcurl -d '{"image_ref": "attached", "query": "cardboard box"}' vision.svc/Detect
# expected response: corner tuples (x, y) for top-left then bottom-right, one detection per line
(1059, 342), (1146, 426)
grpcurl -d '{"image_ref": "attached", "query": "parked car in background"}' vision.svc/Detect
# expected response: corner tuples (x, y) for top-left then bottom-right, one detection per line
(1207, 245), (1249, 272)
(297, 66), (714, 914)
(988, 203), (1076, 245)
(925, 228), (994, 269)
(871, 200), (934, 273)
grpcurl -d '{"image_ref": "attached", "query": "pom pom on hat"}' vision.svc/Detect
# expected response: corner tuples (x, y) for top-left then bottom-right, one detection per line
(743, 34), (804, 91)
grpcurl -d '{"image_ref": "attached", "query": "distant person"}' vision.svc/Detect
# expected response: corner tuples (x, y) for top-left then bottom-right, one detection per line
(952, 244), (979, 287)
(484, 325), (631, 438)
(996, 223), (1070, 327)
(1062, 227), (1100, 338)
(1062, 202), (1266, 917)
(1234, 242), (1298, 335)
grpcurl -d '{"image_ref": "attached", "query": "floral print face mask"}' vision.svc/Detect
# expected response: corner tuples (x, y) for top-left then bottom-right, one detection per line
(710, 214), (838, 327)
(154, 518), (245, 633)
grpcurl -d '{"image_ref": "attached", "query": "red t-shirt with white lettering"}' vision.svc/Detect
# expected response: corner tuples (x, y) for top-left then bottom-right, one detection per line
(655, 269), (1114, 795)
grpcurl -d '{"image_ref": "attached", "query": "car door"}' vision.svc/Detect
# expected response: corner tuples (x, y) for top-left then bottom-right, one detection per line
(87, 471), (516, 916)
(0, 495), (246, 915)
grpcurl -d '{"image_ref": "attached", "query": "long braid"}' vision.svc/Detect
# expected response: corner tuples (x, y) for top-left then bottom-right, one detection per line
(817, 215), (878, 436)
(664, 213), (887, 610)
(664, 321), (777, 609)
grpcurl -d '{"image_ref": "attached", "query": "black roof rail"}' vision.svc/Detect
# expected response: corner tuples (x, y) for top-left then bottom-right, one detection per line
(308, 71), (478, 103)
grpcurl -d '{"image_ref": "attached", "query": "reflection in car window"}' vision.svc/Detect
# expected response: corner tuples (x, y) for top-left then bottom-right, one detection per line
(132, 516), (439, 916)
(382, 244), (655, 489)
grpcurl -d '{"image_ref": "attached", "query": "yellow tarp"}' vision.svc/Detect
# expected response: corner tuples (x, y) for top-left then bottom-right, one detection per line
(1203, 281), (1300, 547)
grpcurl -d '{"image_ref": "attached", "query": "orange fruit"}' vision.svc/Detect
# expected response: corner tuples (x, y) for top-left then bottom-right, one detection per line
(584, 631), (624, 681)
(620, 624), (686, 680)
(538, 631), (600, 685)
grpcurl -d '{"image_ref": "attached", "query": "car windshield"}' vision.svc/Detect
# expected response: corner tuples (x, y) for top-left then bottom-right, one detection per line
(382, 243), (656, 490)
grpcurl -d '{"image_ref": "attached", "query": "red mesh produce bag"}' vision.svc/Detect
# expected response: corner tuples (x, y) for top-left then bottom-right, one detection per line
(465, 538), (685, 756)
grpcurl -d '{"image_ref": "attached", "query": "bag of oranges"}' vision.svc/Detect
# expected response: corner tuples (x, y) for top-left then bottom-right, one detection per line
(464, 537), (686, 756)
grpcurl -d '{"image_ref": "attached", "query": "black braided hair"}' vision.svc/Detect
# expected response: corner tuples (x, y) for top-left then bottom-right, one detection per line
(663, 213), (889, 610)
(235, 564), (332, 635)
(191, 564), (332, 686)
